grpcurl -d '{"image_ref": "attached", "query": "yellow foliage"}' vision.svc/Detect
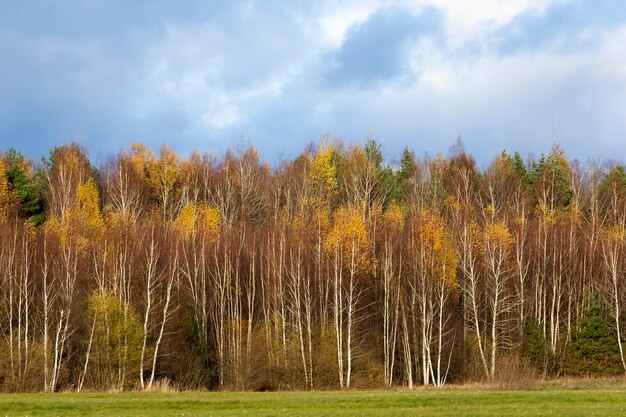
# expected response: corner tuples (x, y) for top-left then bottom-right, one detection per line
(383, 201), (405, 232)
(485, 221), (514, 247)
(324, 205), (374, 275)
(491, 154), (514, 177)
(370, 201), (383, 223)
(415, 210), (458, 290)
(104, 204), (134, 229)
(537, 203), (557, 224)
(309, 145), (337, 207)
(130, 143), (153, 179)
(44, 214), (69, 248)
(0, 159), (10, 222)
(313, 206), (330, 232)
(602, 225), (626, 243)
(146, 146), (179, 197)
(75, 235), (89, 252)
(130, 144), (180, 211)
(416, 210), (445, 252)
(76, 178), (104, 233)
(198, 204), (221, 241)
(465, 221), (483, 253)
(444, 196), (461, 212)
(44, 177), (104, 249)
(289, 207), (307, 235)
(173, 202), (221, 242)
(23, 219), (37, 242)
(434, 238), (458, 291)
(174, 202), (196, 238)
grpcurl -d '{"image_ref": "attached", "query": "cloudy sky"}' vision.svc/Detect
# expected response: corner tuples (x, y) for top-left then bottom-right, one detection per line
(1, 0), (625, 166)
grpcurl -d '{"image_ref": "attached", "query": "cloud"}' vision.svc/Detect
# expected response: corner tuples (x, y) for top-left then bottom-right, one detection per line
(0, 0), (625, 167)
(324, 5), (443, 88)
(496, 0), (626, 54)
(241, 8), (626, 164)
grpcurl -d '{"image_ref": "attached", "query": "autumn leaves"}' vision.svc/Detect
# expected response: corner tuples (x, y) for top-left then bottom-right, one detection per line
(2, 139), (626, 391)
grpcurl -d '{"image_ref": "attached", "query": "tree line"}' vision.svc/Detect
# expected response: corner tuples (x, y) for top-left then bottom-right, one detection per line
(1, 139), (625, 392)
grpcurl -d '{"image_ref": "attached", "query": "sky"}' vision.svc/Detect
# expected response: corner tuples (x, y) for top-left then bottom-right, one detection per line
(1, 0), (625, 167)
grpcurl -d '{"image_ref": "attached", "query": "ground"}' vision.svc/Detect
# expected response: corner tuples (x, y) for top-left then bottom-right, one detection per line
(1, 386), (625, 416)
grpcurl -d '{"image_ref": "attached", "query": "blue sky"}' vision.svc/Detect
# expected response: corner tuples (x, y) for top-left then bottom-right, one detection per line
(1, 0), (625, 166)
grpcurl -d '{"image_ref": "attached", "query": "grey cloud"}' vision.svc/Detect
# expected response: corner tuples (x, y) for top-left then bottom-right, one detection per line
(1, 1), (626, 167)
(324, 5), (443, 88)
(496, 0), (626, 54)
(0, 1), (314, 159)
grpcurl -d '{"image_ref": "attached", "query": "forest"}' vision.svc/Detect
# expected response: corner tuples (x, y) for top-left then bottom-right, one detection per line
(1, 139), (626, 392)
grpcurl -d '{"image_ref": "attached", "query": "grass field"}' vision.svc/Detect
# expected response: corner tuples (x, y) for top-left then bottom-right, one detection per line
(1, 388), (625, 417)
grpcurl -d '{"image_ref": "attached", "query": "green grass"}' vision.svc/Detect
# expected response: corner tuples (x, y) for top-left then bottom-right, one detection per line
(1, 388), (625, 417)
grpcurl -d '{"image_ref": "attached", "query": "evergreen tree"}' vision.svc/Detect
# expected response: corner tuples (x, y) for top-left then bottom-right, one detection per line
(562, 296), (624, 376)
(3, 148), (44, 225)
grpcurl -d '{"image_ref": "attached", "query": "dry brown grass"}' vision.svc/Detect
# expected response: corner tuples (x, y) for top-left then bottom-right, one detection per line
(143, 378), (178, 393)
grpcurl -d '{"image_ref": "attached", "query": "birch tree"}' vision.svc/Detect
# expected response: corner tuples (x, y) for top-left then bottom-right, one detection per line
(324, 205), (374, 388)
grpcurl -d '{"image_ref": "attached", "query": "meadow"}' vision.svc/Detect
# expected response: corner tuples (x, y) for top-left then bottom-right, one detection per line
(1, 386), (626, 417)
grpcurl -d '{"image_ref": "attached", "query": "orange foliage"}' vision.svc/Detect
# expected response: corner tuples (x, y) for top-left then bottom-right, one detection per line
(324, 205), (374, 275)
(414, 210), (458, 290)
